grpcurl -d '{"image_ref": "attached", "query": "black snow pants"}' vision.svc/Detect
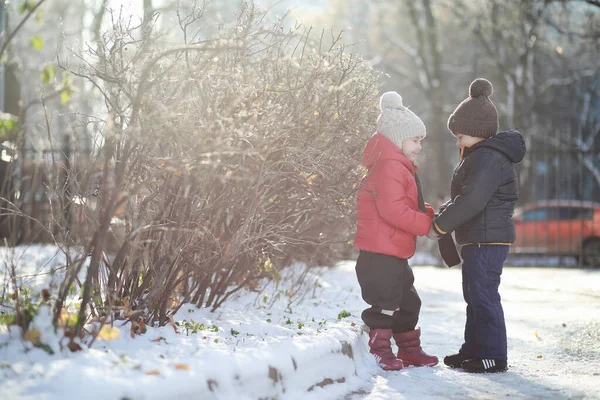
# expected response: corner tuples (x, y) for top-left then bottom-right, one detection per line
(355, 250), (421, 333)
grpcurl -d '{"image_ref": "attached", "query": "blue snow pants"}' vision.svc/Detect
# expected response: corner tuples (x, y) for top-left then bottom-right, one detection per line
(459, 245), (509, 361)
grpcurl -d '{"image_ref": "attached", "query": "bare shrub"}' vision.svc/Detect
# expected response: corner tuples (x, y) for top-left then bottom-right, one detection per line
(6, 2), (382, 336)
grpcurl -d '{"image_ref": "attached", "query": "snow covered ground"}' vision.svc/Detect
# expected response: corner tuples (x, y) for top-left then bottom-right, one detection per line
(1, 245), (600, 399)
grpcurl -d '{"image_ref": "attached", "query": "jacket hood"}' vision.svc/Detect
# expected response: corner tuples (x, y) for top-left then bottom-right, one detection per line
(362, 133), (417, 173)
(476, 129), (526, 163)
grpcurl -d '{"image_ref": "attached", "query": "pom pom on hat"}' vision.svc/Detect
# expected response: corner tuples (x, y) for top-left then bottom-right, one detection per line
(380, 91), (405, 110)
(469, 78), (493, 98)
(448, 78), (498, 138)
(376, 91), (426, 147)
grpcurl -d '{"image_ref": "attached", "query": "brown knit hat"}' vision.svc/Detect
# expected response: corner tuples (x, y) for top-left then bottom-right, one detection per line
(447, 78), (498, 138)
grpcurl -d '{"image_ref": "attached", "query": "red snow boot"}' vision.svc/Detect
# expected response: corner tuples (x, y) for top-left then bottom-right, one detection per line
(394, 328), (439, 367)
(368, 329), (404, 371)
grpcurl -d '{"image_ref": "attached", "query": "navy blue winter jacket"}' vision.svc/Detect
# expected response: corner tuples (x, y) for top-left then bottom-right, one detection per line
(434, 130), (526, 245)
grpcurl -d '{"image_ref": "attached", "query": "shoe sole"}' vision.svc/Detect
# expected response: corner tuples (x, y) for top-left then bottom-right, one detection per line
(403, 361), (439, 367)
(462, 367), (508, 373)
(444, 362), (463, 368)
(381, 365), (404, 371)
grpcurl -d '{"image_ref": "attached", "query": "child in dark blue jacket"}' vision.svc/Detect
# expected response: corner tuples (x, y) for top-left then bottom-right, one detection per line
(430, 78), (526, 373)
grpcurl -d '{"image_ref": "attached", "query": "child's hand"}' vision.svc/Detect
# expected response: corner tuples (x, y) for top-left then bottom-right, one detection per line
(424, 204), (435, 219)
(426, 226), (441, 240)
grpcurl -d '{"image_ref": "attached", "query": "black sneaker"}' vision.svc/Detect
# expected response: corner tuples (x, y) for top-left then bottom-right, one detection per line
(443, 353), (472, 368)
(461, 358), (508, 373)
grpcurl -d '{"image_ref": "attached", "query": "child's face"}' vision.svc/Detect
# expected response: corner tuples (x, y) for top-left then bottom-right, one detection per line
(401, 137), (423, 163)
(455, 133), (484, 148)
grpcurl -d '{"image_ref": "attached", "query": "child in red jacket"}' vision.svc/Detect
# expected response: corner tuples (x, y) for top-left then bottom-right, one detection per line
(354, 91), (438, 371)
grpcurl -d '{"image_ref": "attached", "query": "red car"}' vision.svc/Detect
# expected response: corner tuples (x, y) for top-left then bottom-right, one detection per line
(513, 200), (600, 267)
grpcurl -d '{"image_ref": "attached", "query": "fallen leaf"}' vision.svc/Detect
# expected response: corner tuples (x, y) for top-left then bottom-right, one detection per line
(23, 328), (41, 344)
(68, 339), (82, 352)
(168, 315), (179, 334)
(174, 363), (190, 371)
(146, 370), (160, 376)
(137, 317), (147, 334)
(97, 325), (121, 341)
(130, 320), (140, 338)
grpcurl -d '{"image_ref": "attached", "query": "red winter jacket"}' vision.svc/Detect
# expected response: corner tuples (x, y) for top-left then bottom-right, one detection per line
(354, 133), (434, 259)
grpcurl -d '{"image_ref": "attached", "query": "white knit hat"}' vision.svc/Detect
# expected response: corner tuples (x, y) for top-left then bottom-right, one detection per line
(376, 91), (426, 148)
